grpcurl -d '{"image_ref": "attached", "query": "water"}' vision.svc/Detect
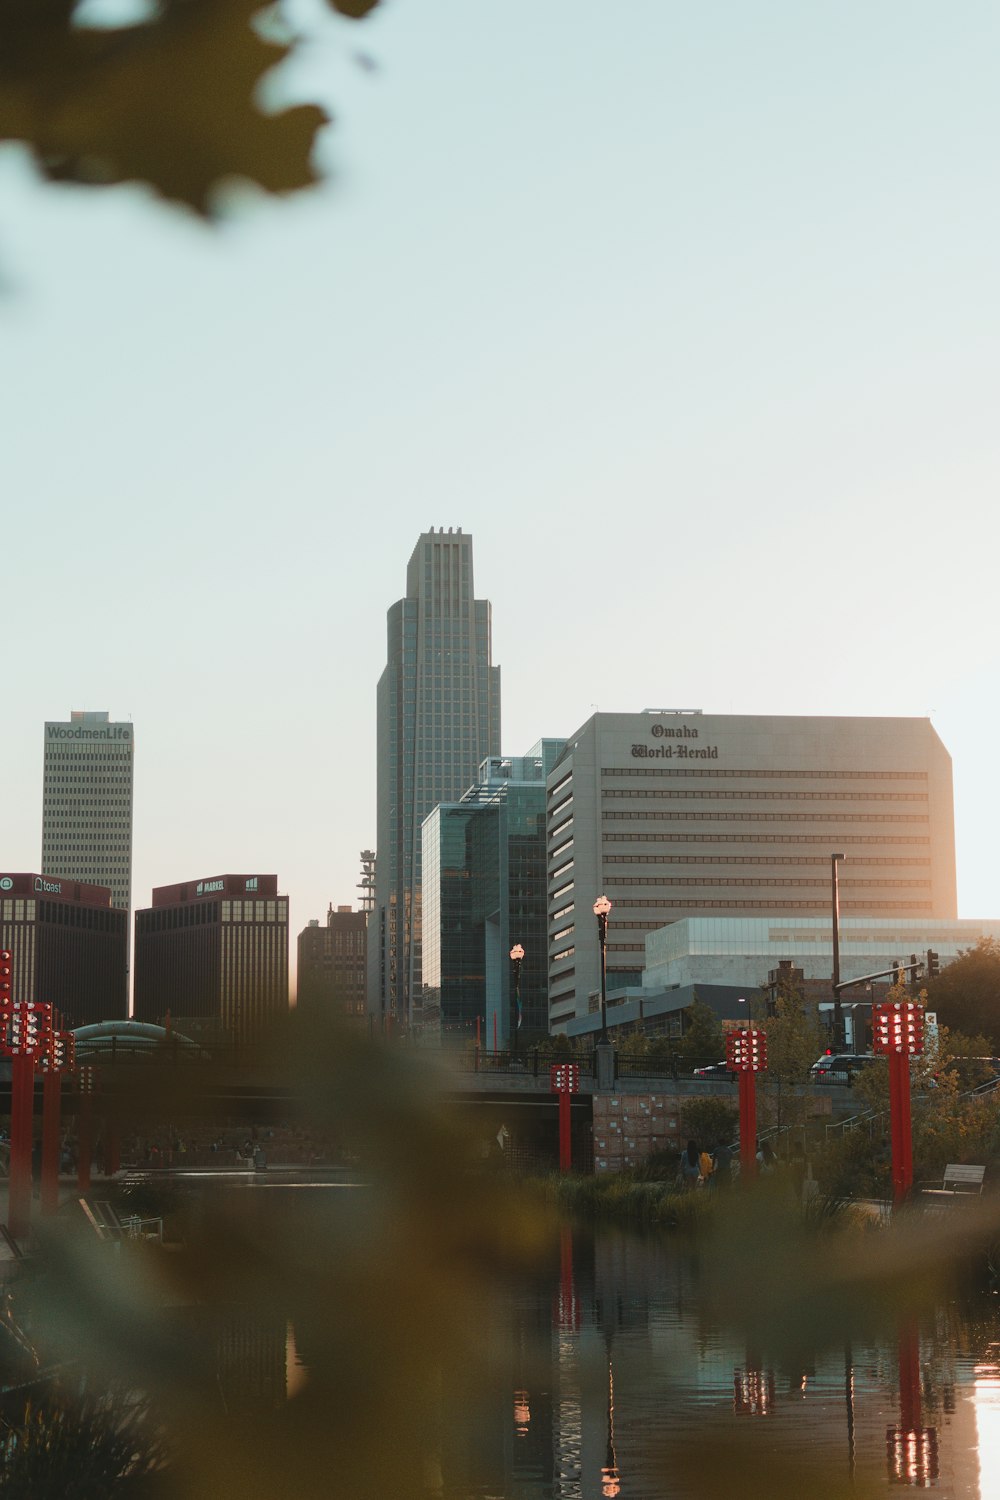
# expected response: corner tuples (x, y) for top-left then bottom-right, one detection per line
(424, 1224), (1000, 1500)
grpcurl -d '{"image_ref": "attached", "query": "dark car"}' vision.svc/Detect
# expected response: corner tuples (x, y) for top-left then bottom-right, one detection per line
(692, 1062), (736, 1081)
(809, 1052), (877, 1085)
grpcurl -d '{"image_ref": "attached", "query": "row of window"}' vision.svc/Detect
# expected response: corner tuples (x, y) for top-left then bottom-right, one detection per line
(600, 877), (931, 889)
(602, 811), (929, 824)
(601, 832), (930, 845)
(601, 853), (931, 866)
(594, 899), (935, 913)
(602, 789), (927, 802)
(600, 767), (928, 781)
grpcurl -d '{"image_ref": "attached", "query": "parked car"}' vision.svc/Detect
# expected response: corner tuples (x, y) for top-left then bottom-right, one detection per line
(809, 1052), (877, 1085)
(692, 1061), (736, 1081)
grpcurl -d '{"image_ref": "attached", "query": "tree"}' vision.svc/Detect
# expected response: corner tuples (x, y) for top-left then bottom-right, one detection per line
(924, 937), (1000, 1050)
(0, 0), (380, 216)
(754, 987), (825, 1132)
(675, 996), (724, 1068)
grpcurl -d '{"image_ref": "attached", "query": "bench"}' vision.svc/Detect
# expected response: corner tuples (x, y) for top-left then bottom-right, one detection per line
(921, 1163), (986, 1200)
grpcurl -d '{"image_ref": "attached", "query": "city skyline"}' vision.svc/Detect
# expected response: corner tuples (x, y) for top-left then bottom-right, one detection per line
(1, 3), (998, 961)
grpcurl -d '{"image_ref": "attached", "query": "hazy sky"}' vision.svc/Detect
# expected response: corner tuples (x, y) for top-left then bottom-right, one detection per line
(2, 1), (998, 989)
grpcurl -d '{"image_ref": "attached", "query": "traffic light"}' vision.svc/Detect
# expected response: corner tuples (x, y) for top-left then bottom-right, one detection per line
(927, 949), (940, 980)
(0, 949), (10, 1007)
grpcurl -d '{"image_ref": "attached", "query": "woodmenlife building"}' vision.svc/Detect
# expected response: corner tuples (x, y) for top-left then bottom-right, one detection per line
(546, 711), (956, 1034)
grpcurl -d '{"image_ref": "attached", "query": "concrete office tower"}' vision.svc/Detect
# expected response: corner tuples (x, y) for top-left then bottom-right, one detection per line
(547, 711), (957, 1033)
(42, 710), (134, 914)
(372, 528), (501, 1030)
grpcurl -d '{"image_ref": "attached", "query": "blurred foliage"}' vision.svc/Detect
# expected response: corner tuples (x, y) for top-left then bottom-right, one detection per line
(7, 1009), (1000, 1497)
(0, 0), (381, 215)
(925, 936), (1000, 1049)
(754, 985), (825, 1132)
(0, 1387), (164, 1497)
(680, 1094), (738, 1148)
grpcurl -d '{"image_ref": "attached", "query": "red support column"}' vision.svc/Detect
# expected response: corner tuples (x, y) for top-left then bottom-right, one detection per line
(738, 1071), (758, 1180)
(888, 1051), (913, 1207)
(559, 1091), (572, 1173)
(8, 1055), (35, 1240)
(40, 1069), (62, 1215)
(106, 1120), (120, 1178)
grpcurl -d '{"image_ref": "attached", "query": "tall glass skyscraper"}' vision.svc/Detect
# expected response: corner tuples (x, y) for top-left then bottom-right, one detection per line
(372, 529), (501, 1030)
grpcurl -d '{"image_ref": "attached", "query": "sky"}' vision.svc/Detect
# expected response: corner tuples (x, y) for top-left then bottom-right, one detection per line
(1, 1), (998, 992)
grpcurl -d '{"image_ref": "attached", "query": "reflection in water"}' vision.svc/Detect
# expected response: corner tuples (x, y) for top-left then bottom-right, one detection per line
(973, 1345), (1000, 1500)
(886, 1316), (938, 1488)
(186, 1219), (1000, 1500)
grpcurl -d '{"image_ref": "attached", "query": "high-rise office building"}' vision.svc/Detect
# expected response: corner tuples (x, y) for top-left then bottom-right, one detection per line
(0, 871), (128, 1025)
(41, 710), (134, 914)
(421, 742), (563, 1046)
(372, 528), (501, 1029)
(547, 710), (957, 1032)
(133, 873), (288, 1043)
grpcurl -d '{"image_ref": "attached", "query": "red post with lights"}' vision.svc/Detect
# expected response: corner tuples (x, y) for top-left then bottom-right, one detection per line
(0, 1000), (54, 1240)
(550, 1063), (579, 1173)
(40, 1031), (76, 1215)
(725, 1024), (768, 1180)
(872, 1000), (924, 1207)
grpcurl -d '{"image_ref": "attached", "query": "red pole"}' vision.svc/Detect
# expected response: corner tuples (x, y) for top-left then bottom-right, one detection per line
(8, 1055), (34, 1240)
(40, 1070), (62, 1215)
(897, 1316), (922, 1434)
(106, 1120), (120, 1178)
(738, 1071), (757, 1180)
(888, 1052), (913, 1207)
(559, 1090), (572, 1173)
(77, 1089), (93, 1193)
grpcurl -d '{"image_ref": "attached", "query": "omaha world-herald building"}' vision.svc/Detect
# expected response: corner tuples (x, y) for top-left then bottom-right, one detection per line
(0, 872), (128, 1026)
(547, 711), (956, 1033)
(133, 874), (288, 1043)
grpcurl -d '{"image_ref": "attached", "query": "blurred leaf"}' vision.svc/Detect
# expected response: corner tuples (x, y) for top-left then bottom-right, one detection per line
(0, 0), (383, 213)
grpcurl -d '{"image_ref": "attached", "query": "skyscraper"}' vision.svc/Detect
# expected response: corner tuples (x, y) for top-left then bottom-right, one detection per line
(372, 528), (501, 1030)
(41, 710), (134, 915)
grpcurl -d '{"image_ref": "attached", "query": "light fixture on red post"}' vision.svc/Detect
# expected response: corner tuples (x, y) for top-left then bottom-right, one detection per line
(0, 950), (11, 1007)
(0, 1001), (54, 1240)
(39, 1030), (77, 1215)
(872, 1000), (925, 1207)
(550, 1062), (580, 1173)
(725, 1024), (768, 1179)
(76, 1065), (96, 1192)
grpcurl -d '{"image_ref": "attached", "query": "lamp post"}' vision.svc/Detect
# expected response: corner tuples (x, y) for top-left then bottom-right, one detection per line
(593, 895), (612, 1044)
(509, 943), (524, 1057)
(831, 853), (846, 1047)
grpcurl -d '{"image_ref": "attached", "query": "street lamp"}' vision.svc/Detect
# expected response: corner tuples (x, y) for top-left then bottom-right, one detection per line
(509, 943), (524, 1056)
(831, 853), (846, 1047)
(593, 895), (612, 1043)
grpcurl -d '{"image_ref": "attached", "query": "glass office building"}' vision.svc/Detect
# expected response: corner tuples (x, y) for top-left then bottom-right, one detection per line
(422, 745), (562, 1046)
(372, 529), (501, 1030)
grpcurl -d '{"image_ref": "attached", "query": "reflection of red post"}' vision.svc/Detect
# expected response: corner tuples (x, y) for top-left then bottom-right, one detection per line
(553, 1221), (580, 1330)
(887, 1315), (938, 1485)
(873, 1002), (924, 1209)
(550, 1064), (579, 1174)
(738, 1072), (758, 1180)
(9, 1055), (35, 1240)
(726, 1024), (768, 1181)
(41, 1070), (61, 1215)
